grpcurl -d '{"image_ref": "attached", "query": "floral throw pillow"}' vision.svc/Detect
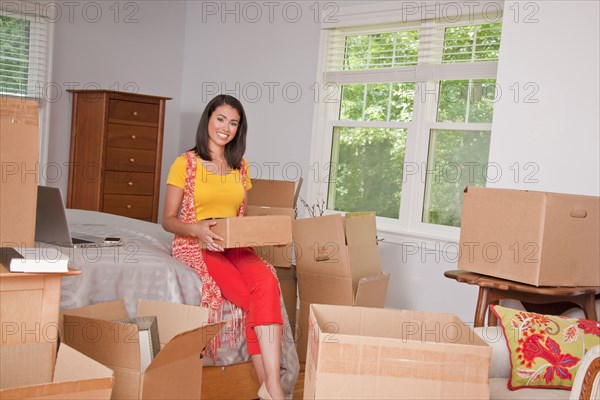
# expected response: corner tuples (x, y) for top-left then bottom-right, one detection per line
(490, 305), (600, 390)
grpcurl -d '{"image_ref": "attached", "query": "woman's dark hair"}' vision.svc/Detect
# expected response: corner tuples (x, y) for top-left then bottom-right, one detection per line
(193, 94), (247, 170)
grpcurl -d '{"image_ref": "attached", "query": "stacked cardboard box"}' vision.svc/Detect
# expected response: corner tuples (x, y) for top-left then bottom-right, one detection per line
(459, 186), (600, 286)
(305, 304), (491, 399)
(293, 212), (390, 362)
(275, 265), (298, 333)
(247, 178), (301, 267)
(0, 97), (114, 398)
(246, 178), (300, 219)
(0, 98), (39, 247)
(62, 299), (224, 399)
(248, 178), (302, 330)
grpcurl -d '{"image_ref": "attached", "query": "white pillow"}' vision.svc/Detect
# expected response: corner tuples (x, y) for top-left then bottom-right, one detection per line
(474, 326), (511, 379)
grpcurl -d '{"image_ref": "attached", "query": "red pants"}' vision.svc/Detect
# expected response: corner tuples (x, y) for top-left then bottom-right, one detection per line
(203, 247), (282, 355)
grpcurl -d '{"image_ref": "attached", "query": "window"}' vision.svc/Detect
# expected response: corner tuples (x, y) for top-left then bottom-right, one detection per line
(310, 5), (502, 243)
(0, 8), (49, 98)
(1, 5), (52, 184)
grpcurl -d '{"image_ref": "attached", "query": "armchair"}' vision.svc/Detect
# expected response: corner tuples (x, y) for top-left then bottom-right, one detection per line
(474, 326), (600, 400)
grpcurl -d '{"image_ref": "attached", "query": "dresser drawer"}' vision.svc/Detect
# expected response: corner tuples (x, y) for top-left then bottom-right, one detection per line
(105, 147), (156, 173)
(103, 194), (153, 219)
(104, 171), (154, 195)
(107, 123), (158, 150)
(109, 99), (159, 125)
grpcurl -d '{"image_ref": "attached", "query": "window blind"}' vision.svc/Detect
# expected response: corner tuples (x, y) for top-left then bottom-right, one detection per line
(0, 9), (49, 98)
(324, 17), (501, 85)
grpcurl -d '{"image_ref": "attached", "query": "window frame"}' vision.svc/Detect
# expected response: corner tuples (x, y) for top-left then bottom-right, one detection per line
(307, 1), (503, 250)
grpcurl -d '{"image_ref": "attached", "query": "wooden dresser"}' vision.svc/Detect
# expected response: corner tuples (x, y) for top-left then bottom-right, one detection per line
(67, 90), (171, 222)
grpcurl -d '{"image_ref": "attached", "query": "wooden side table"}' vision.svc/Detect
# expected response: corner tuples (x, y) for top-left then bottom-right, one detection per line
(0, 265), (80, 357)
(444, 270), (600, 327)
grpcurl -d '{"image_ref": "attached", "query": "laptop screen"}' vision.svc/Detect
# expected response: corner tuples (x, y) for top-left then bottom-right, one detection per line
(35, 186), (75, 247)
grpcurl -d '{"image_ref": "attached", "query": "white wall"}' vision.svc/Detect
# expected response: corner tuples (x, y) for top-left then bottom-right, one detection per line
(46, 1), (599, 323)
(48, 0), (187, 216)
(380, 241), (479, 323)
(178, 1), (320, 184)
(370, 0), (600, 323)
(489, 1), (600, 195)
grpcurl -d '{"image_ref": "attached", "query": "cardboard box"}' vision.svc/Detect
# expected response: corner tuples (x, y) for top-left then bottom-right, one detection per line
(0, 342), (114, 399)
(254, 244), (294, 268)
(247, 178), (302, 267)
(62, 299), (224, 399)
(114, 316), (160, 372)
(246, 178), (301, 219)
(201, 362), (259, 399)
(201, 215), (292, 249)
(459, 186), (600, 286)
(304, 304), (491, 399)
(293, 212), (390, 362)
(275, 266), (297, 332)
(0, 98), (39, 248)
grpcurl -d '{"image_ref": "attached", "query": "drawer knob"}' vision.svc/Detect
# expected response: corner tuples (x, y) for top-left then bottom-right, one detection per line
(126, 204), (132, 209)
(132, 111), (138, 116)
(129, 158), (135, 163)
(128, 181), (134, 186)
(131, 135), (136, 139)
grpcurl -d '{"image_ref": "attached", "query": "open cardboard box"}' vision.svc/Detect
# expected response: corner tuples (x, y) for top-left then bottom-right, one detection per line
(459, 186), (600, 286)
(62, 299), (224, 399)
(293, 212), (390, 362)
(304, 304), (491, 399)
(0, 342), (114, 399)
(247, 178), (302, 268)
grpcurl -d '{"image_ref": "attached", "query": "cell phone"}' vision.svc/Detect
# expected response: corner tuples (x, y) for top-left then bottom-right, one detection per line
(104, 237), (121, 243)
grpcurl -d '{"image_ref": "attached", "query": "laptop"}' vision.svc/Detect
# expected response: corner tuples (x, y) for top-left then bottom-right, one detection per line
(35, 185), (123, 248)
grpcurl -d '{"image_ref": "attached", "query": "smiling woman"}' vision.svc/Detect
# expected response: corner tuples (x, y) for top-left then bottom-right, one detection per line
(161, 94), (290, 400)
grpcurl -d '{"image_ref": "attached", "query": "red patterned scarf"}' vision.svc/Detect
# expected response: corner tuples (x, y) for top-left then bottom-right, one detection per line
(171, 151), (249, 358)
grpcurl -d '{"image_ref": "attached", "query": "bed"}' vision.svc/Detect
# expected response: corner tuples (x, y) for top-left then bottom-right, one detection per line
(60, 209), (300, 398)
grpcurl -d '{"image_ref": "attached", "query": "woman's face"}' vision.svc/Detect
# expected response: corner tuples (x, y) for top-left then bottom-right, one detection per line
(207, 104), (240, 148)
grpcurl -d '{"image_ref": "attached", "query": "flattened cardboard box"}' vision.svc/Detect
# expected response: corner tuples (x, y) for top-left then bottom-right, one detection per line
(305, 304), (491, 399)
(293, 212), (390, 362)
(62, 299), (224, 399)
(0, 342), (114, 399)
(459, 186), (600, 286)
(0, 98), (39, 248)
(201, 215), (292, 249)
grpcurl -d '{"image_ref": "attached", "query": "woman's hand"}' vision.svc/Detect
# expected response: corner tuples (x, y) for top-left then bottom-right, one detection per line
(194, 219), (224, 252)
(162, 186), (224, 252)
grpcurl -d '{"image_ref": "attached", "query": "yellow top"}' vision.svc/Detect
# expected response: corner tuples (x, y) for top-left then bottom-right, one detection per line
(166, 155), (252, 221)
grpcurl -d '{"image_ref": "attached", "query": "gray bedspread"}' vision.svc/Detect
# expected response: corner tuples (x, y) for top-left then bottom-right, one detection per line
(60, 209), (299, 397)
